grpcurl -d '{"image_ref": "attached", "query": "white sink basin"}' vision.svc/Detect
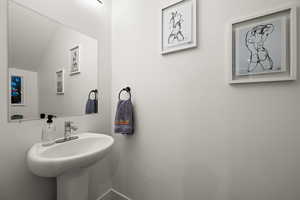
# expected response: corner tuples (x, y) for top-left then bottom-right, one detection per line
(27, 133), (114, 177)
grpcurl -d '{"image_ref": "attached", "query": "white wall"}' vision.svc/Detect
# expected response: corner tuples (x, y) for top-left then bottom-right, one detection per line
(38, 26), (98, 117)
(0, 0), (112, 200)
(9, 68), (39, 120)
(8, 1), (59, 72)
(111, 0), (300, 200)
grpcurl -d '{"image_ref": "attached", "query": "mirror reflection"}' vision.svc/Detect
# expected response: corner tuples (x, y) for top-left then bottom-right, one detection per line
(8, 1), (98, 122)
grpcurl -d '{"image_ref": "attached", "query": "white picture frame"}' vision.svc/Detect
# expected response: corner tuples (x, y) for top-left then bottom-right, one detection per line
(70, 45), (80, 75)
(227, 6), (297, 84)
(56, 69), (64, 94)
(161, 0), (197, 54)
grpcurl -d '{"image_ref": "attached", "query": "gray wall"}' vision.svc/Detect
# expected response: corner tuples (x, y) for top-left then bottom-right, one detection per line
(111, 0), (300, 200)
(0, 0), (112, 199)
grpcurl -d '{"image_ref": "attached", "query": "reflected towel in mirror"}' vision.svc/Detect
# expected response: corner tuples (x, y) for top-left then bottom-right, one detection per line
(86, 90), (98, 114)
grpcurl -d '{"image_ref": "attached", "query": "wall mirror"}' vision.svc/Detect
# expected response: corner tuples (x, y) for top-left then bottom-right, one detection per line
(8, 1), (98, 122)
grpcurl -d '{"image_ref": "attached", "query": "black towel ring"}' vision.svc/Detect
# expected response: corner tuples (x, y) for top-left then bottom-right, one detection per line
(88, 89), (98, 100)
(118, 87), (131, 100)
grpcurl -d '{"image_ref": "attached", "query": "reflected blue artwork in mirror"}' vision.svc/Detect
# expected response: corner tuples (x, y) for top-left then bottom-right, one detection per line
(11, 75), (23, 104)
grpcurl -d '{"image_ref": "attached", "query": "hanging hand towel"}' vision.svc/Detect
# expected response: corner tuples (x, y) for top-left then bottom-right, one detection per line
(114, 99), (134, 135)
(86, 90), (98, 114)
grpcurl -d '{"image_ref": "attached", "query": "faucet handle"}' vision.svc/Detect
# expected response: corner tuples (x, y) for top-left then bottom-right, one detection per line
(65, 121), (77, 127)
(65, 121), (71, 126)
(64, 120), (77, 130)
(70, 124), (78, 131)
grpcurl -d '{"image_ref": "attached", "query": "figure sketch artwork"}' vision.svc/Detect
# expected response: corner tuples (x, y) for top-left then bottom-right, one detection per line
(56, 70), (64, 95)
(162, 0), (196, 54)
(70, 46), (80, 75)
(235, 17), (287, 76)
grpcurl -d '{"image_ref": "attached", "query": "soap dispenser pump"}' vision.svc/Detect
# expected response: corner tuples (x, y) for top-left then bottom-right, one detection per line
(42, 115), (56, 146)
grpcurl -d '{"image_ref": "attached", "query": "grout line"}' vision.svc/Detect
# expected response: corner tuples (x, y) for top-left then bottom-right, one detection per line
(96, 188), (113, 200)
(96, 188), (133, 200)
(111, 188), (133, 200)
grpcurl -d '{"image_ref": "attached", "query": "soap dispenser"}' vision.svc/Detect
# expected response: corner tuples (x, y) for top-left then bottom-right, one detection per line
(41, 115), (56, 146)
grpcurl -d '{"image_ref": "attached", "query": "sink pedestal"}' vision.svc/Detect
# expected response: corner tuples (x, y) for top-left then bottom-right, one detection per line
(27, 133), (114, 200)
(57, 168), (89, 200)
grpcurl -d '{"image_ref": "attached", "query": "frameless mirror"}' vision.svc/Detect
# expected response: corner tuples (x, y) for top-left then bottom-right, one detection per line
(8, 1), (98, 122)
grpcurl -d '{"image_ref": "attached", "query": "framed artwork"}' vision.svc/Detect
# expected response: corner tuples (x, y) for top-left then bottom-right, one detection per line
(70, 45), (80, 75)
(56, 69), (64, 94)
(228, 6), (297, 83)
(161, 0), (197, 54)
(10, 75), (24, 106)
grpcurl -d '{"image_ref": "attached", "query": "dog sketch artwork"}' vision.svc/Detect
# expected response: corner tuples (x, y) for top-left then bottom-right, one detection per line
(235, 18), (287, 76)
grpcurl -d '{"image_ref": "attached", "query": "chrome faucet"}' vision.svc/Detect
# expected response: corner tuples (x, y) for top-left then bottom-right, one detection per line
(64, 121), (78, 137)
(56, 121), (79, 143)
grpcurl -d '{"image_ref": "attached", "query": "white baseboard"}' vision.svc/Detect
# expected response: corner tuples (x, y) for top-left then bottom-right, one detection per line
(97, 188), (132, 200)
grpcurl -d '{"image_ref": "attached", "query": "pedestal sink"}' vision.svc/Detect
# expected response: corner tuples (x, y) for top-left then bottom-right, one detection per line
(27, 133), (114, 200)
